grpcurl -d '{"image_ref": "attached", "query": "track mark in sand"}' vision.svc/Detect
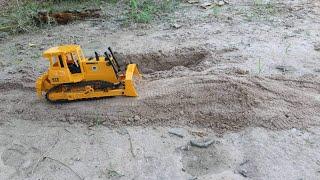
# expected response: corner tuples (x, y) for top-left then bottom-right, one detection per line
(181, 143), (233, 176)
(1, 145), (27, 168)
(1, 144), (40, 175)
(0, 82), (34, 92)
(2, 75), (320, 134)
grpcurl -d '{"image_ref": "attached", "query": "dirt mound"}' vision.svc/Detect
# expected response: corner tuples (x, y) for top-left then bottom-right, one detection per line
(2, 74), (319, 134)
(0, 46), (319, 134)
(116, 47), (210, 73)
(1, 45), (320, 133)
(134, 75), (320, 133)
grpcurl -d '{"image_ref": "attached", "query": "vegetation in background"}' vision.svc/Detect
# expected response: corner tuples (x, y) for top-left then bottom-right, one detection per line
(0, 0), (180, 34)
(128, 0), (180, 23)
(0, 0), (106, 33)
(244, 1), (278, 22)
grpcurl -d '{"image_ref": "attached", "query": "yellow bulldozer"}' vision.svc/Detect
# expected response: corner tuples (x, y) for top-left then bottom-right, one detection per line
(35, 45), (141, 102)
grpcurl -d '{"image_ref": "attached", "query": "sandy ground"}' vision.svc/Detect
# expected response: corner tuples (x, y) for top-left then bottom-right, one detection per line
(1, 119), (320, 179)
(0, 0), (320, 179)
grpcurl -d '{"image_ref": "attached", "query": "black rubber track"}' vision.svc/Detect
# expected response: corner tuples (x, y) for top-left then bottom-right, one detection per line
(45, 81), (120, 103)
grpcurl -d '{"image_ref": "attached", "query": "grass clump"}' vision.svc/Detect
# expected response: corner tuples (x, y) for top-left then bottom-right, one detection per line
(128, 0), (180, 23)
(0, 1), (39, 33)
(244, 1), (278, 22)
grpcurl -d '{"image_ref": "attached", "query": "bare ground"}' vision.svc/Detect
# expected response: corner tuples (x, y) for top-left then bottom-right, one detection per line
(0, 0), (320, 179)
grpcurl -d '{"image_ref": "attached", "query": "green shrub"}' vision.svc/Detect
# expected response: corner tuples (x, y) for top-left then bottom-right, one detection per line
(128, 0), (179, 23)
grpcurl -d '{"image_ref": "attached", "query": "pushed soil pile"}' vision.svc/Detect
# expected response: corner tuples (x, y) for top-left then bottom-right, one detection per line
(1, 48), (319, 134)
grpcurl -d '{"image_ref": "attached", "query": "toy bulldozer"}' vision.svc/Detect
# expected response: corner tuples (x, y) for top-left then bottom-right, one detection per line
(35, 45), (141, 102)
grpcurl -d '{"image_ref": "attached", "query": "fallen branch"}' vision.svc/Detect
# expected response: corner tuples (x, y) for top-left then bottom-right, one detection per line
(31, 133), (60, 175)
(124, 129), (136, 158)
(35, 8), (101, 25)
(31, 133), (82, 179)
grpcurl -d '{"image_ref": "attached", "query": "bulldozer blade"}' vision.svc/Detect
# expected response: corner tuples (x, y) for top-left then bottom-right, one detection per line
(124, 64), (141, 97)
(35, 73), (48, 98)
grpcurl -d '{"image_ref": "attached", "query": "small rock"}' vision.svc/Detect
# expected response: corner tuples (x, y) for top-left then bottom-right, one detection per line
(238, 169), (248, 177)
(275, 65), (296, 73)
(171, 23), (182, 29)
(133, 115), (140, 121)
(127, 117), (134, 122)
(235, 69), (249, 75)
(200, 2), (214, 9)
(28, 43), (37, 47)
(314, 44), (320, 51)
(190, 138), (214, 148)
(188, 177), (198, 180)
(213, 30), (222, 34)
(7, 70), (15, 74)
(180, 145), (190, 151)
(136, 32), (146, 36)
(169, 128), (186, 138)
(66, 116), (76, 124)
(218, 1), (225, 6)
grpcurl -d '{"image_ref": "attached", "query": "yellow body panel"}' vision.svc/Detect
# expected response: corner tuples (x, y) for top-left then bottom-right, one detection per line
(81, 57), (118, 83)
(36, 45), (141, 102)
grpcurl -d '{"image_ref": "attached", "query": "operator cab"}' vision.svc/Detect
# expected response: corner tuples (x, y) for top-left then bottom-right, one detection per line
(43, 45), (85, 84)
(43, 45), (84, 73)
